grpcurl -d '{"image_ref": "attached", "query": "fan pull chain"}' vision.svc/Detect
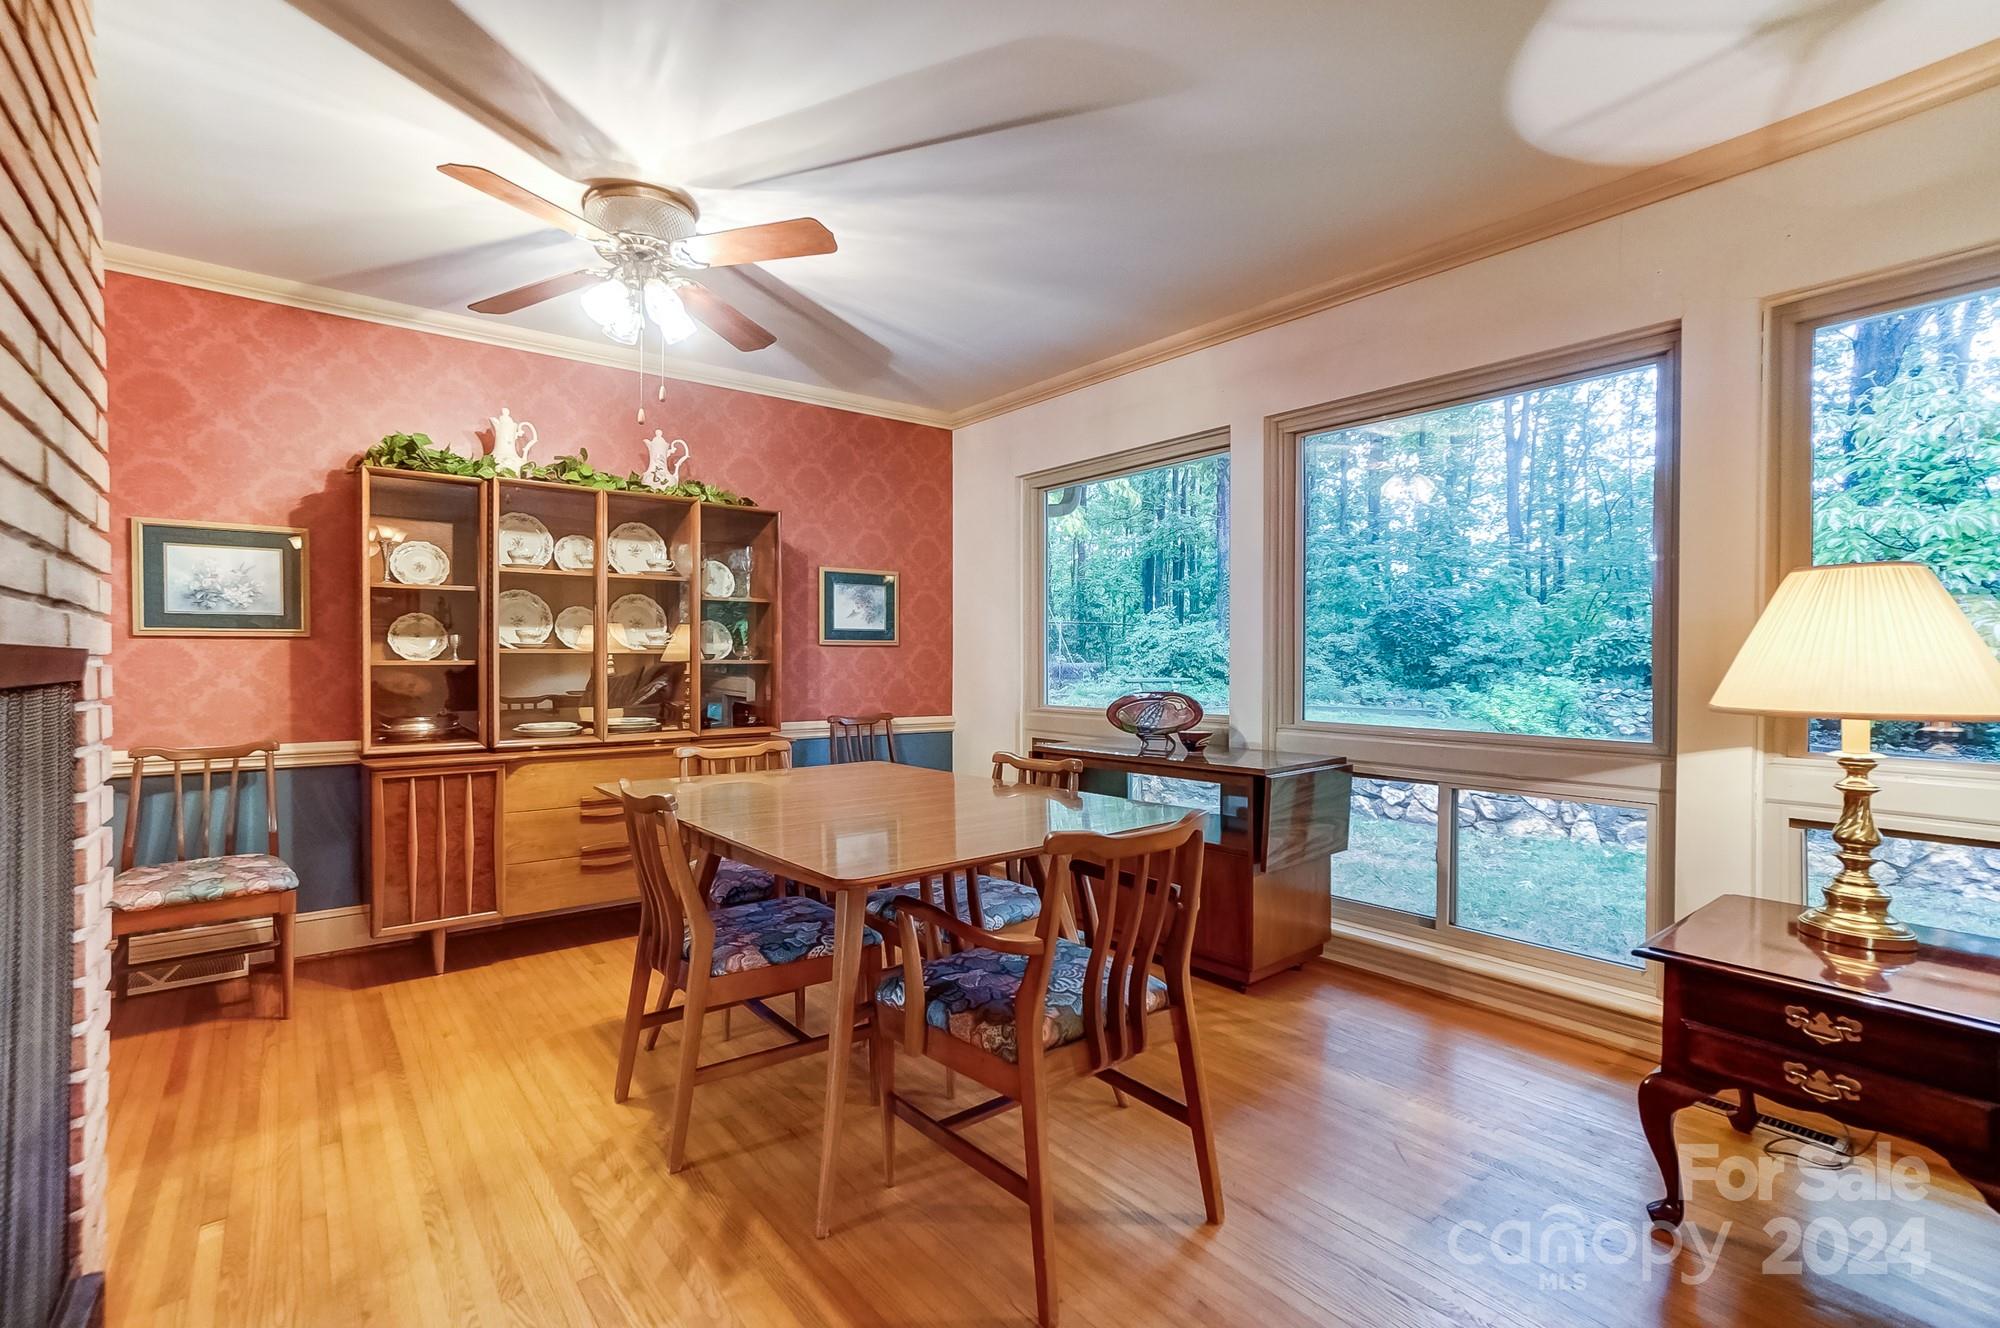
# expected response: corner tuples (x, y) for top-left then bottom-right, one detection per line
(636, 317), (648, 425)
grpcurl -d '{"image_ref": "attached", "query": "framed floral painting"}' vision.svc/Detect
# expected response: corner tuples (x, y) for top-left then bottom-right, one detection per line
(130, 519), (309, 636)
(818, 566), (897, 646)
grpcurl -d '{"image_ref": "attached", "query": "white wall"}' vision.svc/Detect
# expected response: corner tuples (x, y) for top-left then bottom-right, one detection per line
(952, 86), (2000, 919)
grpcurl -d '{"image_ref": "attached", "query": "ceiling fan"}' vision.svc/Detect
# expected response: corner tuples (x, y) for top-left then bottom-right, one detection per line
(440, 163), (836, 352)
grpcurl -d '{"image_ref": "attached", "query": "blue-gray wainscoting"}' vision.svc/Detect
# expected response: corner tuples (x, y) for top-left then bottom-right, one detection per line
(113, 732), (953, 914)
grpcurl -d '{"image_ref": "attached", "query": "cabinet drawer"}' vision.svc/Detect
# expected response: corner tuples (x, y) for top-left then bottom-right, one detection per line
(1681, 969), (1999, 1098)
(1682, 1021), (1995, 1154)
(506, 752), (684, 812)
(505, 803), (628, 867)
(504, 853), (639, 918)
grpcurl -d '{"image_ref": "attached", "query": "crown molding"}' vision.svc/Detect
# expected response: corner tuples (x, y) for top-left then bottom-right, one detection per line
(949, 40), (2000, 429)
(104, 244), (953, 429)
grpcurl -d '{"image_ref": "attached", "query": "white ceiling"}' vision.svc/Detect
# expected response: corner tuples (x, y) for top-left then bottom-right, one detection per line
(100, 0), (2000, 417)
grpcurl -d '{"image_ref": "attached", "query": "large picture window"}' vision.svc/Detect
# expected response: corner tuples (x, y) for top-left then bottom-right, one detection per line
(1805, 282), (2000, 762)
(1299, 356), (1667, 743)
(1040, 449), (1230, 711)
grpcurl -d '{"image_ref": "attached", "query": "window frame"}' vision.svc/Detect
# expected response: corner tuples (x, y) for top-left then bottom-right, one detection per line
(1266, 326), (1681, 761)
(1771, 244), (2000, 763)
(1022, 428), (1232, 740)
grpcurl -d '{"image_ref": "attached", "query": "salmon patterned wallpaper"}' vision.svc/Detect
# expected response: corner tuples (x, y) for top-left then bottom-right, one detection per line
(107, 273), (952, 746)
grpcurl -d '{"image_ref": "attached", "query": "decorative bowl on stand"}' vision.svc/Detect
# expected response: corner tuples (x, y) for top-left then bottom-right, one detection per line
(1104, 691), (1205, 755)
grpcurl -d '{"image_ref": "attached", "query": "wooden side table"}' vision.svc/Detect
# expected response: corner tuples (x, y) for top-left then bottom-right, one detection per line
(1635, 894), (2000, 1225)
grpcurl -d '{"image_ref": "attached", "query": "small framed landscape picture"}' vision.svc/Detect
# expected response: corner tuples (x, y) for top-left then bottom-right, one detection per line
(131, 519), (309, 636)
(819, 567), (897, 646)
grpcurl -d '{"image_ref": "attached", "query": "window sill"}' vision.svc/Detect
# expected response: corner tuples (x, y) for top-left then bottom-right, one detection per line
(1323, 917), (1662, 1056)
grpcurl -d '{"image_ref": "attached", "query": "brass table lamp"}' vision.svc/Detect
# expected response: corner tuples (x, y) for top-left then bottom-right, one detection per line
(1711, 562), (2000, 952)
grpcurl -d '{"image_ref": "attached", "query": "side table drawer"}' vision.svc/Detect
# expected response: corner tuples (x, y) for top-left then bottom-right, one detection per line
(1683, 1020), (1996, 1154)
(1682, 969), (2000, 1098)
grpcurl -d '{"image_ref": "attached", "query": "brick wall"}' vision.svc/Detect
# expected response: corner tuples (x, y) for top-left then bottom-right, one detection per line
(0, 0), (110, 1274)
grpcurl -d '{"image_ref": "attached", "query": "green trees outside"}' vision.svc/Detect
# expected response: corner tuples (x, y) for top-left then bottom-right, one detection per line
(1043, 454), (1229, 709)
(1302, 363), (1662, 740)
(1809, 286), (2000, 761)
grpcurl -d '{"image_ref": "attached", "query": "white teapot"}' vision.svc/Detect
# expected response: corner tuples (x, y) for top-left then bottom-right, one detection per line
(487, 407), (538, 474)
(639, 431), (690, 490)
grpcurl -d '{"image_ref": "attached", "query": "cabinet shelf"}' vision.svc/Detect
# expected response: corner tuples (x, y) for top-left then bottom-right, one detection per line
(371, 581), (478, 592)
(609, 570), (689, 582)
(497, 565), (593, 577)
(701, 595), (770, 604)
(372, 657), (477, 668)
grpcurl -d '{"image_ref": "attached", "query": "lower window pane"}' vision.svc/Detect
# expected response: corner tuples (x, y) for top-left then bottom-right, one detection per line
(1332, 778), (1439, 919)
(1452, 791), (1648, 967)
(1806, 827), (2000, 939)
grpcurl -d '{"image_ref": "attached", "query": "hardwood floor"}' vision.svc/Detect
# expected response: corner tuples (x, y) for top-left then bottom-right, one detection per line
(108, 911), (2000, 1327)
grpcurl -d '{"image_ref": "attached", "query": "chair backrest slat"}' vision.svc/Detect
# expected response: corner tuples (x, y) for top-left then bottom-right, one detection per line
(827, 713), (897, 764)
(991, 751), (1081, 792)
(675, 739), (791, 777)
(1045, 811), (1204, 1072)
(121, 741), (282, 871)
(619, 783), (710, 983)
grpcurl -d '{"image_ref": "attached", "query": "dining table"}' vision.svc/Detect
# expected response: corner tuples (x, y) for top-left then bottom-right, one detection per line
(602, 759), (1194, 1236)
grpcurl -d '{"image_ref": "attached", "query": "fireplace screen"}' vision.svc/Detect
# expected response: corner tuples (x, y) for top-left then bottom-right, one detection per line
(0, 680), (80, 1325)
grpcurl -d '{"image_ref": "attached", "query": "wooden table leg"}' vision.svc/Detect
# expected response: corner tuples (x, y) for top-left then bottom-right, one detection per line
(1638, 1069), (1707, 1227)
(814, 888), (866, 1238)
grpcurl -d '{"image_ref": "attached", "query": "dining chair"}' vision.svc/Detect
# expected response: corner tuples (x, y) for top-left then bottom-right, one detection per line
(674, 740), (795, 906)
(615, 784), (884, 1171)
(111, 742), (299, 1018)
(872, 810), (1221, 1327)
(827, 712), (898, 764)
(670, 740), (801, 1037)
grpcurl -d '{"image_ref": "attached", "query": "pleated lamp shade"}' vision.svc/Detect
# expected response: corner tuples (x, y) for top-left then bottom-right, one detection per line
(1711, 562), (2000, 720)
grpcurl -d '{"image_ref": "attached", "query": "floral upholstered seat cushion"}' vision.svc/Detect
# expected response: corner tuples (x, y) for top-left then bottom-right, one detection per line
(867, 875), (1042, 932)
(709, 858), (780, 908)
(689, 895), (882, 977)
(110, 854), (299, 913)
(876, 937), (1169, 1063)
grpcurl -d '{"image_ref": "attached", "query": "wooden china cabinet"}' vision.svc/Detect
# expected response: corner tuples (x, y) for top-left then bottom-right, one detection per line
(358, 466), (782, 970)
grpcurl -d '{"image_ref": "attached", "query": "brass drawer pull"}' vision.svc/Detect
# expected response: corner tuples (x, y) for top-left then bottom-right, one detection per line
(1782, 1062), (1862, 1104)
(1784, 1005), (1862, 1046)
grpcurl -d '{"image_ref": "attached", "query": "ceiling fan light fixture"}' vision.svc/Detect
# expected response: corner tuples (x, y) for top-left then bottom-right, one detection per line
(582, 276), (642, 344)
(643, 278), (698, 345)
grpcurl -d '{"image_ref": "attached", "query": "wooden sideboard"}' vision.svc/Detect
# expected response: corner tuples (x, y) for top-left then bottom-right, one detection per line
(359, 468), (785, 970)
(1030, 740), (1352, 987)
(1636, 894), (2000, 1226)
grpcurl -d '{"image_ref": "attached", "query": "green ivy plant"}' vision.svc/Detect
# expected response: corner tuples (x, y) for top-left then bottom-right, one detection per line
(357, 435), (755, 505)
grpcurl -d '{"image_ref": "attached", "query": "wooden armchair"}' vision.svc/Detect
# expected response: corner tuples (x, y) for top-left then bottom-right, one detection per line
(871, 811), (1221, 1325)
(614, 784), (883, 1171)
(112, 742), (298, 1018)
(827, 713), (898, 764)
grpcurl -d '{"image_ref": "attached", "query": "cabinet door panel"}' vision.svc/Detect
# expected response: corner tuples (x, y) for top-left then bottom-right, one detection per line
(371, 765), (502, 933)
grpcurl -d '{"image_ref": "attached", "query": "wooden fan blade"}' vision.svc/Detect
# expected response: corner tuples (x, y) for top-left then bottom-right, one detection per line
(677, 218), (836, 269)
(679, 284), (776, 351)
(438, 164), (610, 243)
(469, 269), (600, 315)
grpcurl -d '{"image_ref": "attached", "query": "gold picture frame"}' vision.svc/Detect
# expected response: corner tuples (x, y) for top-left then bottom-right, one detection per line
(818, 566), (897, 646)
(130, 518), (311, 637)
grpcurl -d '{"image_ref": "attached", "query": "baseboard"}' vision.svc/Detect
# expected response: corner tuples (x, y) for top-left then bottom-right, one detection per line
(296, 905), (404, 959)
(1321, 926), (1661, 1057)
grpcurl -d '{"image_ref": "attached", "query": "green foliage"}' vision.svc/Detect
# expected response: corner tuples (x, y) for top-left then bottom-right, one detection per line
(1366, 590), (1459, 689)
(357, 436), (756, 505)
(359, 433), (498, 478)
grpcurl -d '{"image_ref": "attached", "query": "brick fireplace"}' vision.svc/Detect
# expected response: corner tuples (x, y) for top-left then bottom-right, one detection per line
(0, 0), (113, 1315)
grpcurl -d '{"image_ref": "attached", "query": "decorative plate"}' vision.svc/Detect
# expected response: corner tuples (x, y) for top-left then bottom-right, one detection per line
(497, 512), (554, 567)
(700, 618), (734, 661)
(386, 612), (447, 661)
(701, 558), (736, 597)
(1105, 691), (1205, 746)
(554, 605), (595, 650)
(553, 535), (595, 571)
(609, 593), (670, 650)
(496, 589), (554, 647)
(513, 719), (583, 736)
(608, 715), (661, 732)
(608, 522), (672, 575)
(386, 540), (449, 586)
